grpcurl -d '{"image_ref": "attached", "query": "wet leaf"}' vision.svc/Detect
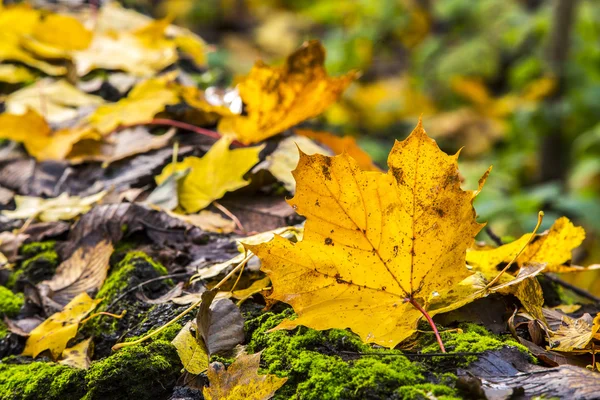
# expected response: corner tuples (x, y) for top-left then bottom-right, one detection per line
(549, 313), (600, 353)
(59, 338), (93, 370)
(40, 236), (113, 306)
(2, 191), (106, 222)
(172, 320), (209, 375)
(247, 121), (488, 347)
(197, 289), (245, 356)
(203, 352), (287, 400)
(155, 136), (263, 212)
(218, 40), (357, 144)
(22, 292), (101, 359)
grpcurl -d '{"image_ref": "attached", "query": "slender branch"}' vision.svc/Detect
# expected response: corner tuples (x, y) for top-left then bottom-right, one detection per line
(544, 273), (600, 304)
(213, 201), (246, 234)
(486, 211), (544, 289)
(406, 297), (445, 353)
(485, 226), (504, 246)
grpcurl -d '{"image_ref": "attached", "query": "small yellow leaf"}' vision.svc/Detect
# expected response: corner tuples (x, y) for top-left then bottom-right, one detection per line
(218, 40), (358, 144)
(466, 217), (586, 274)
(203, 352), (287, 400)
(59, 337), (93, 369)
(155, 136), (263, 213)
(231, 277), (271, 300)
(88, 75), (179, 134)
(22, 293), (101, 360)
(0, 64), (35, 83)
(32, 13), (93, 51)
(248, 121), (487, 347)
(172, 320), (209, 375)
(2, 191), (105, 222)
(549, 313), (600, 353)
(0, 109), (50, 143)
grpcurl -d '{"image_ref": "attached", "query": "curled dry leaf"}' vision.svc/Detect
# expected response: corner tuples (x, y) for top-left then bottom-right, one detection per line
(197, 289), (245, 356)
(467, 217), (591, 274)
(167, 210), (236, 234)
(2, 191), (106, 222)
(59, 337), (93, 370)
(218, 40), (358, 144)
(248, 121), (489, 347)
(40, 235), (113, 306)
(203, 352), (287, 400)
(136, 282), (184, 305)
(549, 313), (600, 353)
(22, 292), (101, 360)
(155, 136), (263, 213)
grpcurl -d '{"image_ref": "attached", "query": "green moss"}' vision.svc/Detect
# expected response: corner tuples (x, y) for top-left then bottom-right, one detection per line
(245, 310), (459, 400)
(84, 341), (182, 400)
(124, 322), (183, 343)
(0, 361), (85, 400)
(421, 323), (532, 365)
(96, 252), (168, 304)
(10, 250), (60, 288)
(5, 270), (23, 290)
(19, 241), (56, 257)
(0, 287), (23, 318)
(0, 321), (9, 339)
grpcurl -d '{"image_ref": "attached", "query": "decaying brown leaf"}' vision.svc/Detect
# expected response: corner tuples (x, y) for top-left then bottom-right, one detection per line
(197, 289), (245, 357)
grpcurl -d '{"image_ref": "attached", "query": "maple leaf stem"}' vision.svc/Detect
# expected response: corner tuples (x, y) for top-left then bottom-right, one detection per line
(406, 297), (446, 353)
(485, 211), (544, 289)
(213, 201), (246, 234)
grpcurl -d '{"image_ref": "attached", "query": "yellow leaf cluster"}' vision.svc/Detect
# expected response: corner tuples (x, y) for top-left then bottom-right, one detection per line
(248, 121), (487, 347)
(2, 191), (105, 222)
(218, 40), (358, 144)
(22, 293), (101, 359)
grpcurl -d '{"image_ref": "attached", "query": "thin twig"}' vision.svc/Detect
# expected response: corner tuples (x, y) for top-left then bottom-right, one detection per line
(544, 273), (600, 304)
(213, 201), (246, 234)
(485, 226), (504, 246)
(105, 273), (190, 312)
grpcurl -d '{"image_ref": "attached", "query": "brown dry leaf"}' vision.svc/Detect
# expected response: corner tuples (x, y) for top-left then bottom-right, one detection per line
(0, 231), (29, 263)
(247, 121), (489, 347)
(136, 282), (184, 305)
(40, 237), (113, 306)
(204, 352), (287, 400)
(296, 129), (379, 171)
(549, 313), (600, 353)
(68, 127), (176, 165)
(87, 74), (179, 134)
(197, 289), (245, 356)
(22, 292), (101, 359)
(466, 217), (588, 274)
(218, 40), (358, 144)
(59, 337), (93, 370)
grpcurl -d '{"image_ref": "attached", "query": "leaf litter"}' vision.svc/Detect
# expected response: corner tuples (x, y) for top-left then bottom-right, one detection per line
(0, 3), (598, 400)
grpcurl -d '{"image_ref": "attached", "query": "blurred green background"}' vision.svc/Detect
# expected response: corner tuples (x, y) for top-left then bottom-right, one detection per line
(129, 0), (600, 292)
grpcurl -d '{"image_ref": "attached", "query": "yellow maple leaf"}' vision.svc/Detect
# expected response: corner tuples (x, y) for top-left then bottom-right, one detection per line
(549, 313), (600, 353)
(247, 121), (488, 347)
(0, 64), (35, 84)
(22, 292), (101, 360)
(172, 320), (209, 375)
(218, 40), (358, 144)
(31, 13), (92, 51)
(466, 217), (587, 274)
(87, 75), (179, 134)
(156, 136), (263, 213)
(203, 352), (287, 400)
(59, 338), (93, 369)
